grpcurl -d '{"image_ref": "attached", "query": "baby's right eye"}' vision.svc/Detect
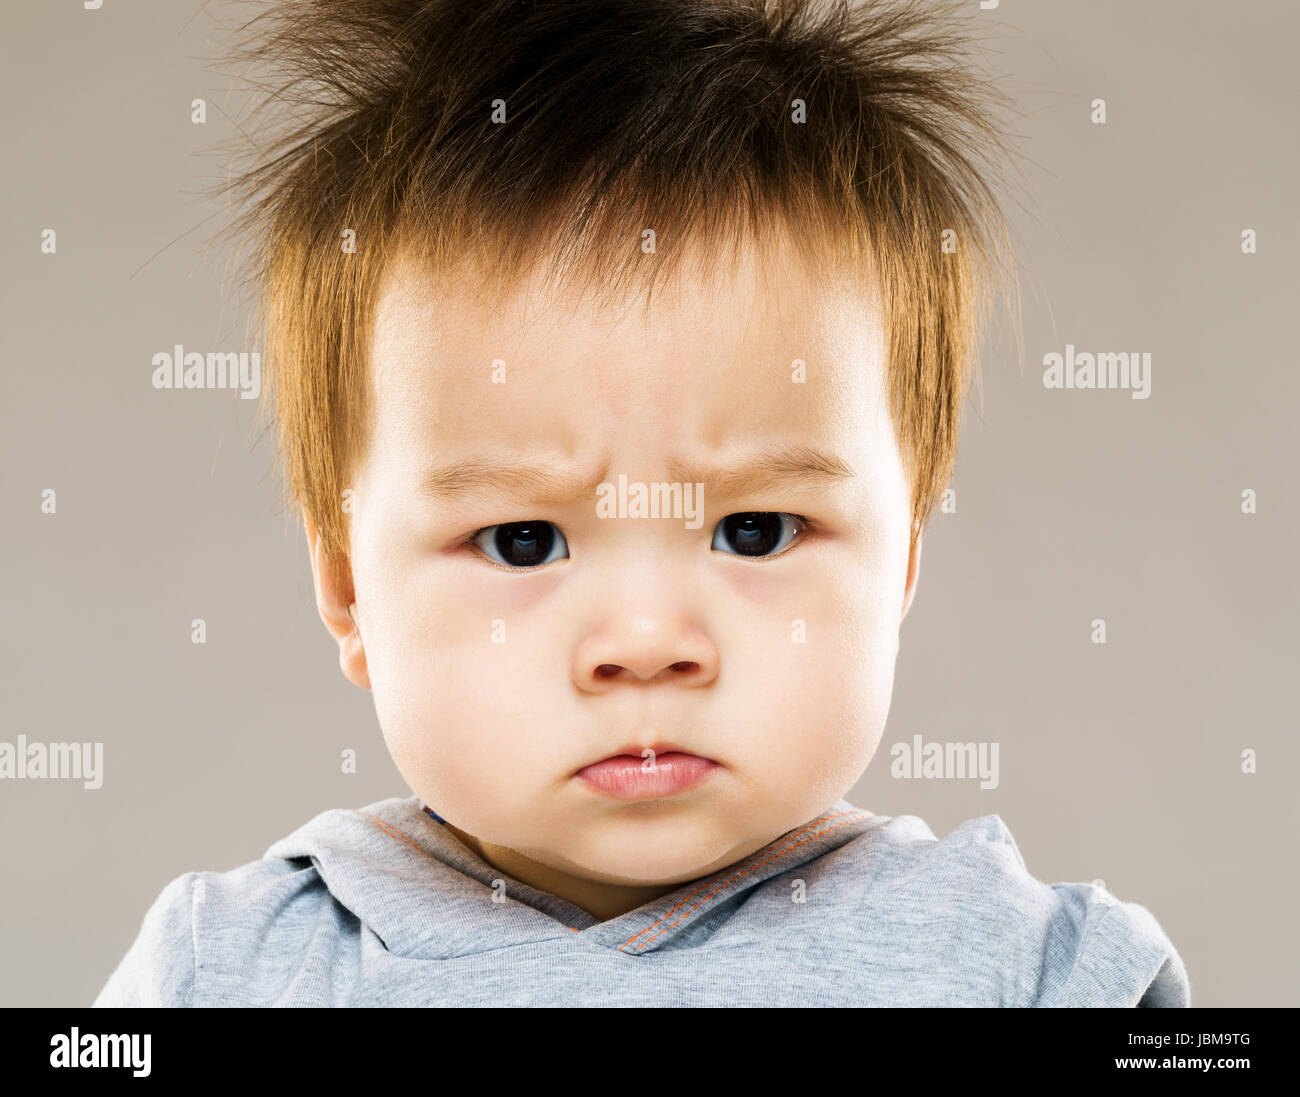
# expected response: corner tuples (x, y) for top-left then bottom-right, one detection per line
(469, 521), (570, 570)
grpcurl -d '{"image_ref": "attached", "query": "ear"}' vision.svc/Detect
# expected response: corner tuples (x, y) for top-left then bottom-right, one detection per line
(900, 529), (922, 621)
(304, 516), (371, 690)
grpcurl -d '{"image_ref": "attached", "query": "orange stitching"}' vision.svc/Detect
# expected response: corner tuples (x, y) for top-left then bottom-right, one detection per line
(346, 809), (428, 857)
(618, 809), (862, 951)
(622, 815), (868, 952)
(344, 806), (868, 950)
(616, 809), (862, 951)
(351, 813), (586, 936)
(617, 809), (868, 952)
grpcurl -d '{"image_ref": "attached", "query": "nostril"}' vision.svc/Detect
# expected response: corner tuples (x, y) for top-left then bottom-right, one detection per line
(593, 661), (697, 680)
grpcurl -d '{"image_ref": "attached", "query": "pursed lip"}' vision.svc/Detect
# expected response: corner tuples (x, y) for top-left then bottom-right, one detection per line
(573, 741), (711, 775)
(573, 744), (721, 801)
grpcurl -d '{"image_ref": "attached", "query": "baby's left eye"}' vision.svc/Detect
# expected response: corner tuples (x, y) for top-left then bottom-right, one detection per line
(711, 512), (808, 558)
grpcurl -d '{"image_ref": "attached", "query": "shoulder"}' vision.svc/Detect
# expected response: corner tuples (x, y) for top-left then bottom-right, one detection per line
(844, 813), (1190, 1007)
(94, 798), (419, 1007)
(1036, 876), (1190, 1008)
(93, 857), (328, 1008)
(94, 870), (203, 1007)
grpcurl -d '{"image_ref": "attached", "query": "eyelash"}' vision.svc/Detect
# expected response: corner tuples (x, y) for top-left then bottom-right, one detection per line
(462, 514), (819, 572)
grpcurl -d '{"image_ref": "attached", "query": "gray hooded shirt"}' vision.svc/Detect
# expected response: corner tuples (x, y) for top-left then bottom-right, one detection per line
(93, 797), (1190, 1007)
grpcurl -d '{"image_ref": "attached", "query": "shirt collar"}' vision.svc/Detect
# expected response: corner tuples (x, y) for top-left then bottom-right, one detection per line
(267, 797), (883, 959)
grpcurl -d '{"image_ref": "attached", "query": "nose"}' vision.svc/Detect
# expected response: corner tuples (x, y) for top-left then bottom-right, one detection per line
(573, 613), (719, 691)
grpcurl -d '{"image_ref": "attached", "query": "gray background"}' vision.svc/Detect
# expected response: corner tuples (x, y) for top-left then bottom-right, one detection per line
(1, 0), (1295, 1007)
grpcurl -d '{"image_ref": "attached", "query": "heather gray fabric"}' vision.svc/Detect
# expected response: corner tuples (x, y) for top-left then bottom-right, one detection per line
(93, 797), (1189, 1007)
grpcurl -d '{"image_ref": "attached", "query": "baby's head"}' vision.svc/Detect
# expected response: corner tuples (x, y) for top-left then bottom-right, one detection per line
(233, 0), (1013, 893)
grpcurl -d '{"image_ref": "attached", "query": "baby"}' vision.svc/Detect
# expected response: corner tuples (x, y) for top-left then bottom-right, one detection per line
(96, 0), (1188, 1006)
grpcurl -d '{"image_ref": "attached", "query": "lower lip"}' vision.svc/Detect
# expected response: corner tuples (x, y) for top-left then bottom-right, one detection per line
(575, 752), (720, 801)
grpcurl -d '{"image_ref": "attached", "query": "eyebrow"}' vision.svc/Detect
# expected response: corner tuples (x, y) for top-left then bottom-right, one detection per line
(667, 446), (855, 498)
(419, 459), (603, 505)
(418, 445), (855, 505)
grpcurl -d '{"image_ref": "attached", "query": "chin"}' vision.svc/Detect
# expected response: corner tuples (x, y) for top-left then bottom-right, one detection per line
(554, 820), (740, 886)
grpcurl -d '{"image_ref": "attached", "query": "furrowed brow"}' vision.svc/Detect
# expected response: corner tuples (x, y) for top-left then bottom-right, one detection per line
(668, 446), (856, 497)
(418, 446), (855, 506)
(419, 458), (604, 505)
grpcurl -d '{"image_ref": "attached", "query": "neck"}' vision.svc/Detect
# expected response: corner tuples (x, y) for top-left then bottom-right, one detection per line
(443, 822), (680, 922)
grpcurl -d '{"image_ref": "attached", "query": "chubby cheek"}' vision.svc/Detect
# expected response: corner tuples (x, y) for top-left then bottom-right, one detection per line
(711, 548), (902, 816)
(372, 651), (555, 824)
(356, 556), (566, 824)
(736, 616), (895, 816)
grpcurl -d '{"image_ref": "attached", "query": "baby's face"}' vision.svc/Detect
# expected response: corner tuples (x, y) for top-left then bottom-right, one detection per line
(336, 237), (919, 887)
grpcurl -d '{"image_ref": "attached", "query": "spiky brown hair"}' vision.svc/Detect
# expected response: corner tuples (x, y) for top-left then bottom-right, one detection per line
(222, 0), (1019, 591)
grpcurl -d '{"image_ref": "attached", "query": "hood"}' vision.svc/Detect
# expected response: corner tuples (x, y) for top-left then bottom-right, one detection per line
(265, 796), (885, 960)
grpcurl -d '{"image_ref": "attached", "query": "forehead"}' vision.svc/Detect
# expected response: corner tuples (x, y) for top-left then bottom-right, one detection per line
(365, 237), (890, 470)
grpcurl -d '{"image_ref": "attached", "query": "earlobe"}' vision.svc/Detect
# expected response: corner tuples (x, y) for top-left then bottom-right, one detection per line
(336, 615), (371, 691)
(305, 518), (372, 690)
(901, 530), (922, 621)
